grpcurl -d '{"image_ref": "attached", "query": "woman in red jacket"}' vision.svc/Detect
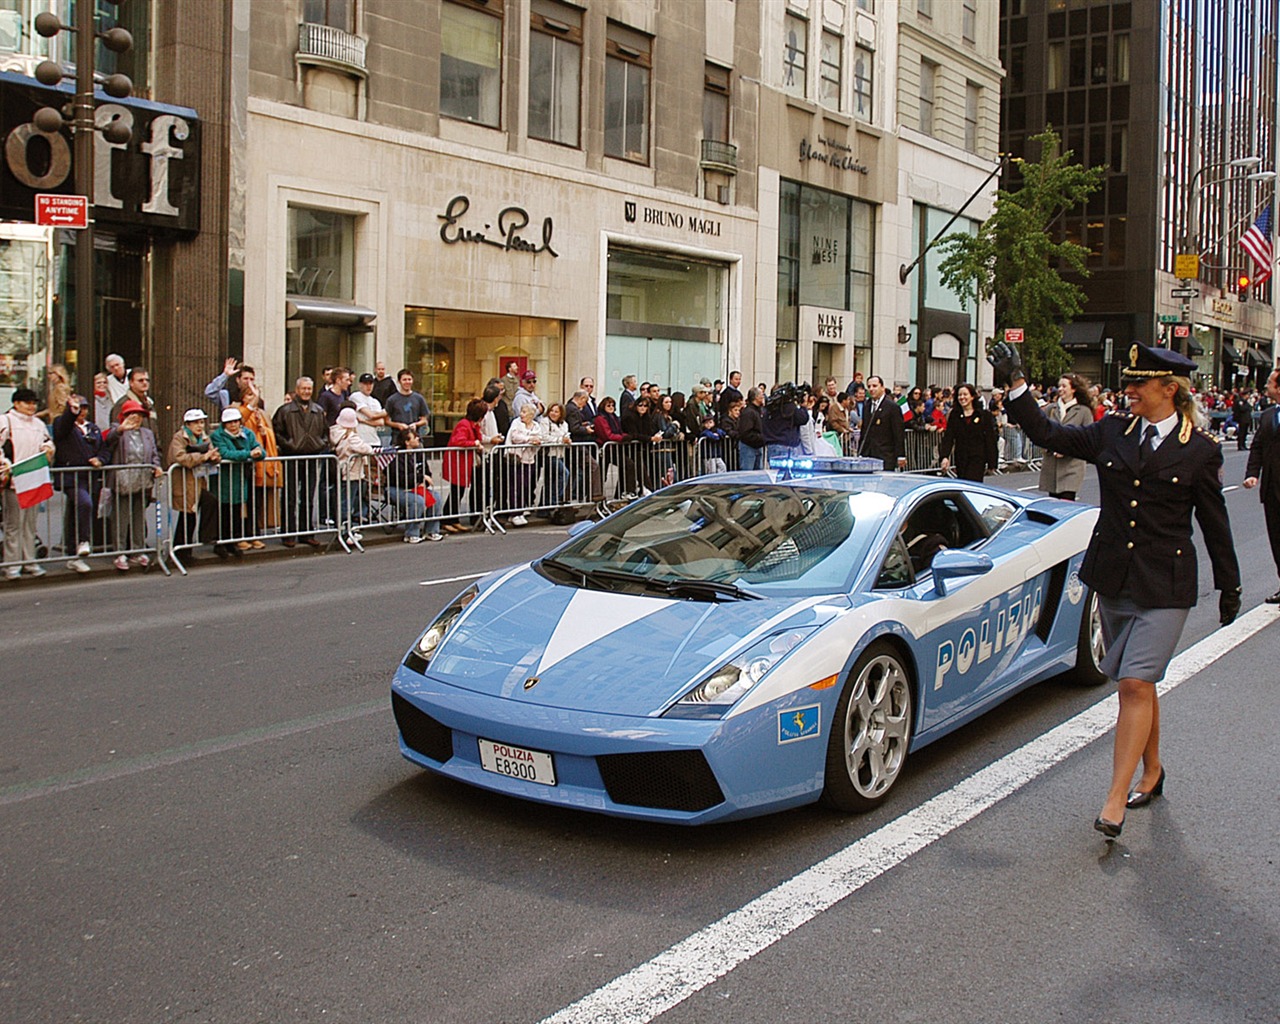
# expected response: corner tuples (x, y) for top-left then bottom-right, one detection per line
(441, 398), (486, 532)
(593, 395), (636, 498)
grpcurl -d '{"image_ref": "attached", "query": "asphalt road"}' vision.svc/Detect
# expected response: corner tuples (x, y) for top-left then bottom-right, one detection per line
(2, 455), (1278, 1024)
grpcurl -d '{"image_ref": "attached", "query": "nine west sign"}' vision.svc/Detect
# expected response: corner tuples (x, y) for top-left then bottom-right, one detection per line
(0, 72), (201, 236)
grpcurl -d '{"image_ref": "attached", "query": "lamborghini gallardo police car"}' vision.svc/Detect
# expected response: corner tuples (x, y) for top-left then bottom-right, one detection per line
(391, 458), (1104, 824)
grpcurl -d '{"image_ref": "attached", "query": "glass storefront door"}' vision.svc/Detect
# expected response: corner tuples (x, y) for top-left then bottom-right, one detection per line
(0, 224), (52, 407)
(605, 247), (727, 395)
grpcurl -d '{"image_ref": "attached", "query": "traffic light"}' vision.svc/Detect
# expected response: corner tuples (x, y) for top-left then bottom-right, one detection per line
(1238, 273), (1250, 301)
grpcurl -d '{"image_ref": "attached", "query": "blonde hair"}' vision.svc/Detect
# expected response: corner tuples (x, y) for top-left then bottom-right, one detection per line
(1169, 376), (1205, 429)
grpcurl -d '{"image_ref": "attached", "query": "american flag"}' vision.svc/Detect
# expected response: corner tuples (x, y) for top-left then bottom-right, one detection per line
(373, 447), (398, 471)
(1239, 207), (1273, 284)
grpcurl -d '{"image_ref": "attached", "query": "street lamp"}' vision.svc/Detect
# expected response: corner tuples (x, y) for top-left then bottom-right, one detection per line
(1180, 155), (1263, 263)
(29, 1), (134, 393)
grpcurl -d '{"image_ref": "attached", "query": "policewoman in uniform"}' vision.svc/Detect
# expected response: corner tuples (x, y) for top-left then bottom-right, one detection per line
(989, 341), (1241, 840)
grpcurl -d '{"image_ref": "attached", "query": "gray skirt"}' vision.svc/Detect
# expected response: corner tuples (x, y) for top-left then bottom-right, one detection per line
(1097, 594), (1189, 683)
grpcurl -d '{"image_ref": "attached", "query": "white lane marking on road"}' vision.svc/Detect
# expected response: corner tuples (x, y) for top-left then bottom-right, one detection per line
(419, 571), (490, 587)
(539, 604), (1279, 1024)
(0, 700), (386, 807)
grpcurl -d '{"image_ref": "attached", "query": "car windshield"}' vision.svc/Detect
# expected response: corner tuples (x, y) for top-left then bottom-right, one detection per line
(543, 483), (888, 597)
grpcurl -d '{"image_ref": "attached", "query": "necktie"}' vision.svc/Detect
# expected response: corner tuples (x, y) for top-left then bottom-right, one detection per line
(1139, 423), (1158, 466)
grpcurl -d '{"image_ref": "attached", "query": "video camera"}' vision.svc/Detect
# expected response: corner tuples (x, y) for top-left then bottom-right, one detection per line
(765, 381), (810, 410)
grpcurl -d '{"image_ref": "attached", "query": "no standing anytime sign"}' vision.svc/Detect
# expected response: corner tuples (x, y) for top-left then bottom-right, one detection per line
(34, 193), (88, 229)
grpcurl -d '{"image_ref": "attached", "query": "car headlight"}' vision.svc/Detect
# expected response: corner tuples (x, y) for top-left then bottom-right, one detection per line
(407, 585), (478, 670)
(667, 628), (816, 717)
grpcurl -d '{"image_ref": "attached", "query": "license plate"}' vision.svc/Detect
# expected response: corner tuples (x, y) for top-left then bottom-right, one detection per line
(478, 738), (557, 786)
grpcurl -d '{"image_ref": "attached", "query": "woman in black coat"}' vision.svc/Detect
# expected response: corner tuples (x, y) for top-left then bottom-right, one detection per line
(938, 382), (998, 481)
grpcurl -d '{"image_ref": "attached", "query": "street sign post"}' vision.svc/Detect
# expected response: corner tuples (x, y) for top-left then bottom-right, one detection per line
(34, 194), (88, 229)
(1004, 328), (1024, 343)
(1175, 253), (1199, 279)
(1173, 324), (1190, 338)
(1158, 314), (1179, 323)
(1170, 287), (1199, 299)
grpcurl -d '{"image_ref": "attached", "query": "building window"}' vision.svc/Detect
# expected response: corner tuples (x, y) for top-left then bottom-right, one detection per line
(855, 0), (874, 10)
(962, 0), (976, 43)
(853, 45), (873, 120)
(783, 13), (807, 98)
(964, 83), (980, 153)
(303, 0), (353, 32)
(529, 0), (581, 146)
(819, 31), (841, 109)
(1047, 42), (1064, 90)
(918, 0), (933, 18)
(287, 207), (367, 387)
(919, 60), (936, 136)
(1113, 34), (1129, 83)
(604, 23), (651, 163)
(440, 0), (502, 128)
(703, 63), (730, 143)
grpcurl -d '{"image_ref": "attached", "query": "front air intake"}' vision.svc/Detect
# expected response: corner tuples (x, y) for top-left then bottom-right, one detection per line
(596, 750), (725, 812)
(392, 693), (454, 763)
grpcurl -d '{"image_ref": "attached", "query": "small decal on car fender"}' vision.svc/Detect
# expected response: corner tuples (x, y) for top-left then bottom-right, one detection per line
(778, 705), (821, 744)
(1066, 571), (1085, 605)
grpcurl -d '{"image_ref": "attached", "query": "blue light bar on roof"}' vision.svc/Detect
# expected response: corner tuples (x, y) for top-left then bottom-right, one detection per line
(769, 455), (884, 474)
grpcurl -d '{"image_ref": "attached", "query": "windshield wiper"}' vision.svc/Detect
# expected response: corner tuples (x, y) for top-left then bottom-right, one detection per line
(654, 578), (763, 602)
(539, 557), (642, 592)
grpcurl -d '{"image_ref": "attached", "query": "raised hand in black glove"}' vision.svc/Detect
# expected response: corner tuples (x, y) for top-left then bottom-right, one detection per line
(986, 340), (1025, 388)
(1219, 587), (1242, 625)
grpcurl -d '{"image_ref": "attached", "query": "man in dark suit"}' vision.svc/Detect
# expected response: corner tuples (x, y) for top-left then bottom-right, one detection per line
(858, 375), (906, 470)
(1244, 367), (1280, 603)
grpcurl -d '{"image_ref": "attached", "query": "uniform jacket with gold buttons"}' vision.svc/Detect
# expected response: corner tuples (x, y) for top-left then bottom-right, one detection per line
(1007, 390), (1239, 608)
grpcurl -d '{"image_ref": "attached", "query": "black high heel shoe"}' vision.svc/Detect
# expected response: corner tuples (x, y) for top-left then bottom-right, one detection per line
(1094, 816), (1124, 840)
(1126, 767), (1166, 809)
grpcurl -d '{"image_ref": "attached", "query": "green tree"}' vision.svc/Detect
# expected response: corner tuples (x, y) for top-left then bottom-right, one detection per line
(937, 128), (1105, 382)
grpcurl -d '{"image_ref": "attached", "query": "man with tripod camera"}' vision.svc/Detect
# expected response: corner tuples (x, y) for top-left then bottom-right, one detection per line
(763, 383), (811, 462)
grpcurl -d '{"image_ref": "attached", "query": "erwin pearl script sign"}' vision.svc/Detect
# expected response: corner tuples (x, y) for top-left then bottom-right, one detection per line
(437, 195), (558, 258)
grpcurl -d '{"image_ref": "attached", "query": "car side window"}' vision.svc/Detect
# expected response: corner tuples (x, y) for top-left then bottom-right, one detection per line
(898, 495), (983, 575)
(876, 533), (915, 588)
(965, 492), (1017, 537)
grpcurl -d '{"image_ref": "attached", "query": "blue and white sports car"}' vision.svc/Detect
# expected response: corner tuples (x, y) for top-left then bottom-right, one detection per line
(391, 464), (1106, 824)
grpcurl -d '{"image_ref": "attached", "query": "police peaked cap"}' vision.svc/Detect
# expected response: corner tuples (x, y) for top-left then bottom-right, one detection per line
(1120, 342), (1198, 381)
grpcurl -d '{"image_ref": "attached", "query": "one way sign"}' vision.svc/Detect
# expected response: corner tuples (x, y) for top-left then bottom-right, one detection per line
(35, 194), (88, 229)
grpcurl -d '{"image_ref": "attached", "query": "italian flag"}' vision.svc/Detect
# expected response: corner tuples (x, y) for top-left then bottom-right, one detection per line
(897, 394), (913, 422)
(11, 452), (53, 508)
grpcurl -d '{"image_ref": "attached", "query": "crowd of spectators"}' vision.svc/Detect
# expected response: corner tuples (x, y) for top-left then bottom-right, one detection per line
(4, 351), (1274, 580)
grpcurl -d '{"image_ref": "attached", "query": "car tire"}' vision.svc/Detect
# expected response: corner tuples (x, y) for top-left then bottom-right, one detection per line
(1072, 589), (1108, 687)
(820, 640), (914, 813)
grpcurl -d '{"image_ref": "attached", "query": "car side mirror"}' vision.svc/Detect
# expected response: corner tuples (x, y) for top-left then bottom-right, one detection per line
(931, 549), (993, 597)
(566, 519), (594, 538)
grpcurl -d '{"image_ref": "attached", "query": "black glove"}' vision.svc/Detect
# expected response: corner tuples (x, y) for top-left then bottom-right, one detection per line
(987, 341), (1024, 388)
(1219, 587), (1242, 625)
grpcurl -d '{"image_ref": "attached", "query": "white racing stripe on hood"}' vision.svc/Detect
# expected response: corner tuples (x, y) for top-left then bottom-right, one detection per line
(535, 589), (672, 674)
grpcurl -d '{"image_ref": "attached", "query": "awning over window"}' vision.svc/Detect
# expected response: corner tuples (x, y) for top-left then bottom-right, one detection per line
(285, 294), (377, 327)
(1220, 341), (1241, 363)
(1059, 320), (1105, 349)
(1245, 348), (1270, 368)
(1185, 337), (1205, 356)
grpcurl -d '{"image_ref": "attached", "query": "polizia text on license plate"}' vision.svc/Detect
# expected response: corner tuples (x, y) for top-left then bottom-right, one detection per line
(478, 738), (557, 786)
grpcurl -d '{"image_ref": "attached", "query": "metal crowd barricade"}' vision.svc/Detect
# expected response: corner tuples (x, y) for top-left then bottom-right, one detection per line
(483, 439), (601, 531)
(691, 433), (739, 477)
(1, 463), (169, 577)
(164, 452), (340, 574)
(903, 430), (941, 472)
